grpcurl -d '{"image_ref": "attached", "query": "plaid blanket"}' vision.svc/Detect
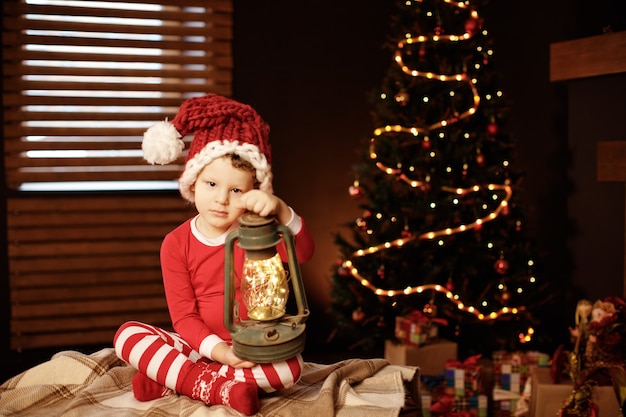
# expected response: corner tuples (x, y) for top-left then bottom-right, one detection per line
(0, 348), (419, 417)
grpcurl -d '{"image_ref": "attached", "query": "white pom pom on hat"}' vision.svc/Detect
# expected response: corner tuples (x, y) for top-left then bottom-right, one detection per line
(142, 120), (184, 165)
(141, 94), (273, 202)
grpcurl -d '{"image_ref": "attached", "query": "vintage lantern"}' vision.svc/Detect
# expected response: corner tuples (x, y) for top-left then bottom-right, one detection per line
(224, 213), (309, 362)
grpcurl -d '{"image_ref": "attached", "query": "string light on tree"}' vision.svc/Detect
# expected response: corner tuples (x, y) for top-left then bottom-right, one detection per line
(328, 0), (554, 354)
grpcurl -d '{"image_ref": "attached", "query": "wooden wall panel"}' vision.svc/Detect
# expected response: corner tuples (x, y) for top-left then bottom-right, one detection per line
(550, 31), (626, 82)
(7, 194), (195, 350)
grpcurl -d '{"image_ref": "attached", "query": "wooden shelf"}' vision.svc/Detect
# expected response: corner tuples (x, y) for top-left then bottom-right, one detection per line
(550, 31), (626, 81)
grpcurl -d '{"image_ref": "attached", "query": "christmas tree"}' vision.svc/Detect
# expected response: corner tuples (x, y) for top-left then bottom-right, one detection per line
(328, 0), (557, 357)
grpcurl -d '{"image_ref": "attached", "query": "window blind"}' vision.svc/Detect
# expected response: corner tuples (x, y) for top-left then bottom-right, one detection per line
(7, 194), (197, 350)
(2, 0), (233, 191)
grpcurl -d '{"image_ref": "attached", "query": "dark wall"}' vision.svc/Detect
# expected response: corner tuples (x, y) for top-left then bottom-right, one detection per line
(232, 1), (394, 314)
(567, 73), (626, 300)
(232, 0), (626, 347)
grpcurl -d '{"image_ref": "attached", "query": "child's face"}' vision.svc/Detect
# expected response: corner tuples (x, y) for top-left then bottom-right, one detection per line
(192, 156), (255, 238)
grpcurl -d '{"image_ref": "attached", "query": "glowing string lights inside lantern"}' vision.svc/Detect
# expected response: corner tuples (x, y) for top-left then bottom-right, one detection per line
(242, 253), (289, 321)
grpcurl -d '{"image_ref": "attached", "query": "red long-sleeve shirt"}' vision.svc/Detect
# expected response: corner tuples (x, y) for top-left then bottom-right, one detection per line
(160, 210), (315, 360)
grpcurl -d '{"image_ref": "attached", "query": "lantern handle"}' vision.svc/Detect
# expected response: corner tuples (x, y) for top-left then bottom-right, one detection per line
(224, 229), (240, 333)
(277, 224), (309, 324)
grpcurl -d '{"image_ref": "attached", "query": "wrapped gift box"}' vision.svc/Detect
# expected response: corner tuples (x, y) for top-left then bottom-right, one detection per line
(529, 367), (620, 417)
(445, 355), (483, 397)
(385, 339), (457, 376)
(492, 387), (522, 417)
(493, 398), (516, 417)
(458, 395), (488, 417)
(422, 392), (488, 417)
(492, 350), (549, 395)
(394, 310), (445, 347)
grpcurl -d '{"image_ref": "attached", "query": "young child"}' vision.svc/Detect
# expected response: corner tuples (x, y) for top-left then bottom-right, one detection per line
(113, 94), (315, 416)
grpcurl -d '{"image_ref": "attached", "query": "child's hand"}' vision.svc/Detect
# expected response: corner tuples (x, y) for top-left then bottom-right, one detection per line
(237, 190), (290, 223)
(224, 348), (256, 369)
(211, 342), (256, 369)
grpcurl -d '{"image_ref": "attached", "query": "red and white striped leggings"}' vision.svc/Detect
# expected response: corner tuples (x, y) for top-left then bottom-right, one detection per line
(114, 321), (303, 394)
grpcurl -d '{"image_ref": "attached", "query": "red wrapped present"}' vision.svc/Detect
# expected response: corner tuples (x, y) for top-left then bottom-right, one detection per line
(394, 310), (448, 347)
(445, 354), (483, 397)
(429, 391), (488, 417)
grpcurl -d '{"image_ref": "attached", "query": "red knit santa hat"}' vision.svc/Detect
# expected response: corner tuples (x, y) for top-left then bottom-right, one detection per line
(142, 94), (272, 202)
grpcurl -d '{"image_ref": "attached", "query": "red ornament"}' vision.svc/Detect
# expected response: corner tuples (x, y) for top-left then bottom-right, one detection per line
(352, 308), (366, 323)
(421, 138), (432, 149)
(395, 90), (410, 106)
(401, 228), (412, 238)
(465, 18), (479, 35)
(377, 265), (385, 279)
(423, 303), (437, 317)
(419, 45), (426, 59)
(349, 184), (364, 199)
(476, 153), (485, 166)
(494, 258), (510, 274)
(487, 122), (499, 136)
(445, 277), (454, 291)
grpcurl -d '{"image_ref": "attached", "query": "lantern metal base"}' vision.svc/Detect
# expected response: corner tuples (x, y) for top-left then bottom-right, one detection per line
(231, 322), (306, 363)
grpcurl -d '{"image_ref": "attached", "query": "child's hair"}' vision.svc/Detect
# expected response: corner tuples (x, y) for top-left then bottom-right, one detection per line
(227, 153), (259, 189)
